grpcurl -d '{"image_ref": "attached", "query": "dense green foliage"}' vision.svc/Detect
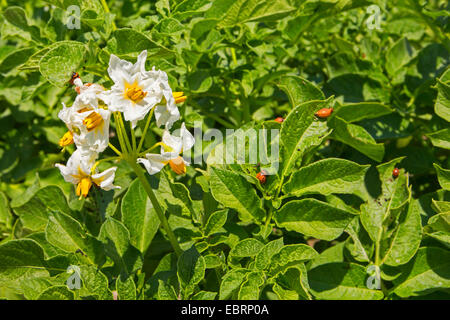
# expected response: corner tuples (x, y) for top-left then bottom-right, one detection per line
(0, 0), (449, 300)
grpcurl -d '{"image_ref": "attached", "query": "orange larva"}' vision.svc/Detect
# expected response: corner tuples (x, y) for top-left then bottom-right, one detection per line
(274, 117), (284, 123)
(315, 108), (333, 118)
(256, 171), (267, 184)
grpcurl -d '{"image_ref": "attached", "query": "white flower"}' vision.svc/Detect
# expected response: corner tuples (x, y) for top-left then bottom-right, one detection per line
(58, 83), (111, 153)
(55, 149), (119, 198)
(100, 50), (180, 128)
(137, 123), (194, 175)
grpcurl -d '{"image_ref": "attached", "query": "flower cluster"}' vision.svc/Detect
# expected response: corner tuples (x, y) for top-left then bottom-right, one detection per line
(55, 50), (194, 198)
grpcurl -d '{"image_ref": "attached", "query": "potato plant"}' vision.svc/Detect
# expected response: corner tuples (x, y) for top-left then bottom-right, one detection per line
(0, 0), (449, 300)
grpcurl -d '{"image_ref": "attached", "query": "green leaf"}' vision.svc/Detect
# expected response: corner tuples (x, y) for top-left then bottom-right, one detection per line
(230, 238), (264, 258)
(381, 200), (422, 266)
(0, 191), (12, 229)
(393, 247), (450, 298)
(273, 266), (311, 300)
(219, 268), (249, 300)
(37, 285), (75, 300)
(0, 239), (49, 288)
(0, 48), (35, 73)
(269, 244), (318, 275)
(309, 262), (384, 300)
(434, 78), (450, 122)
(177, 246), (206, 297)
(333, 102), (393, 123)
(116, 275), (137, 300)
(203, 209), (228, 236)
(158, 170), (196, 218)
(283, 158), (369, 200)
(434, 164), (450, 190)
(238, 271), (265, 300)
(277, 76), (325, 108)
(121, 179), (160, 255)
(98, 217), (143, 276)
(275, 199), (355, 241)
(218, 0), (295, 27)
(209, 166), (264, 222)
(386, 37), (415, 77)
(427, 129), (450, 150)
(255, 238), (284, 271)
(12, 185), (71, 231)
(39, 41), (86, 87)
(192, 291), (217, 300)
(330, 116), (384, 162)
(45, 211), (105, 266)
(78, 265), (113, 300)
(280, 99), (332, 176)
(107, 28), (173, 56)
(360, 158), (410, 243)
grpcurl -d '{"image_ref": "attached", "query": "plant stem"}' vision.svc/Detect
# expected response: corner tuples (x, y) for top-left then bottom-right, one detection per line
(130, 121), (136, 151)
(117, 112), (133, 153)
(137, 108), (154, 153)
(113, 112), (128, 155)
(108, 143), (122, 156)
(100, 0), (117, 31)
(129, 161), (183, 257)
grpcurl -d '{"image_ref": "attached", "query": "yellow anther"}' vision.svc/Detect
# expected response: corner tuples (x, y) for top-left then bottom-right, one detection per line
(169, 156), (186, 175)
(83, 112), (104, 131)
(59, 131), (74, 147)
(173, 92), (186, 104)
(124, 81), (147, 103)
(76, 177), (92, 198)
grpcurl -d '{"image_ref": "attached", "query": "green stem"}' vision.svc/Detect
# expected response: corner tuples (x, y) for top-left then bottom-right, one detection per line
(114, 113), (128, 155)
(108, 143), (122, 156)
(117, 112), (133, 154)
(129, 161), (183, 257)
(130, 121), (136, 151)
(137, 108), (154, 153)
(99, 0), (117, 31)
